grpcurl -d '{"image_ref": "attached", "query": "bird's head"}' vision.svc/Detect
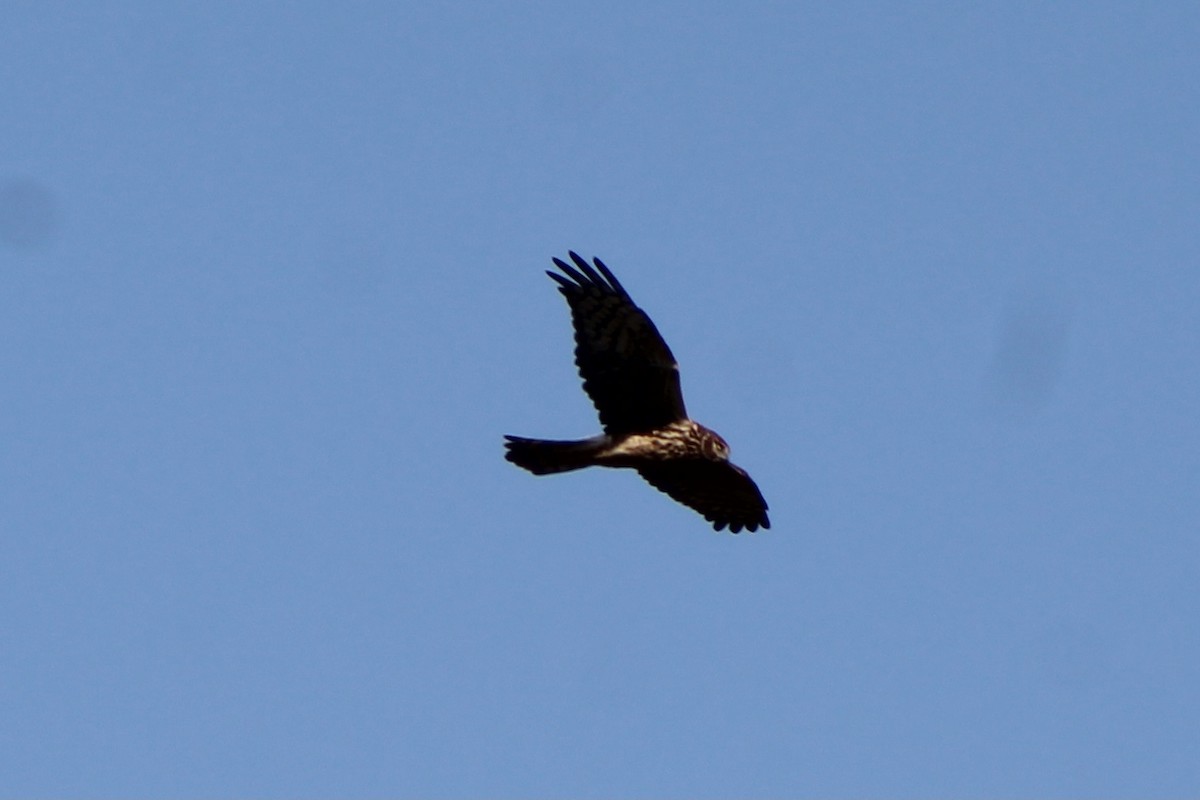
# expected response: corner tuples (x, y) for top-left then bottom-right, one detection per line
(700, 427), (730, 461)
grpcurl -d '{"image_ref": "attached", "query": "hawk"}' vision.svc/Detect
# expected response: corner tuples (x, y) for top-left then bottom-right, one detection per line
(504, 252), (770, 533)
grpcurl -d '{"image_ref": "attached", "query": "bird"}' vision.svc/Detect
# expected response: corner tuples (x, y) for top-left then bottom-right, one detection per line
(504, 252), (770, 533)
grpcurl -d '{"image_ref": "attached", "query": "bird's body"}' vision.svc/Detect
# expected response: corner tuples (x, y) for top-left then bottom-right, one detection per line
(504, 252), (769, 533)
(506, 420), (726, 471)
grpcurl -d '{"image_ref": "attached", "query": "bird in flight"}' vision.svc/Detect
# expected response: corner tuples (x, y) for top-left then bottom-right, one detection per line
(504, 252), (770, 533)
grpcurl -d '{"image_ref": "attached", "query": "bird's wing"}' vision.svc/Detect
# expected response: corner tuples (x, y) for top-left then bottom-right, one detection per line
(548, 252), (687, 434)
(636, 459), (770, 533)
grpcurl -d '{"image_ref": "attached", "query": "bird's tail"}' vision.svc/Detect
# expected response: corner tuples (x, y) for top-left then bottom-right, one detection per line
(503, 435), (607, 475)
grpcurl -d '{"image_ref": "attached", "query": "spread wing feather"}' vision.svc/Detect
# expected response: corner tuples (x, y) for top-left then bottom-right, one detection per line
(636, 460), (770, 533)
(549, 252), (687, 434)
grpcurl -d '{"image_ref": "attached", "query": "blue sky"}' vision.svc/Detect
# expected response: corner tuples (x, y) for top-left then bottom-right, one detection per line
(2, 2), (1197, 796)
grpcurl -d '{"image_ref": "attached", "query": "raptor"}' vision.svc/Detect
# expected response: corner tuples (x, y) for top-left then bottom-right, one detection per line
(504, 252), (769, 533)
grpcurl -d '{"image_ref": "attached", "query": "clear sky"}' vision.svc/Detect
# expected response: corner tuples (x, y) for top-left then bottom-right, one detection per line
(2, 3), (1197, 796)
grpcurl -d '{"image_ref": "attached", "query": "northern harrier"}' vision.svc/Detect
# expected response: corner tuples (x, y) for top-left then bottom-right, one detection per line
(504, 252), (770, 533)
